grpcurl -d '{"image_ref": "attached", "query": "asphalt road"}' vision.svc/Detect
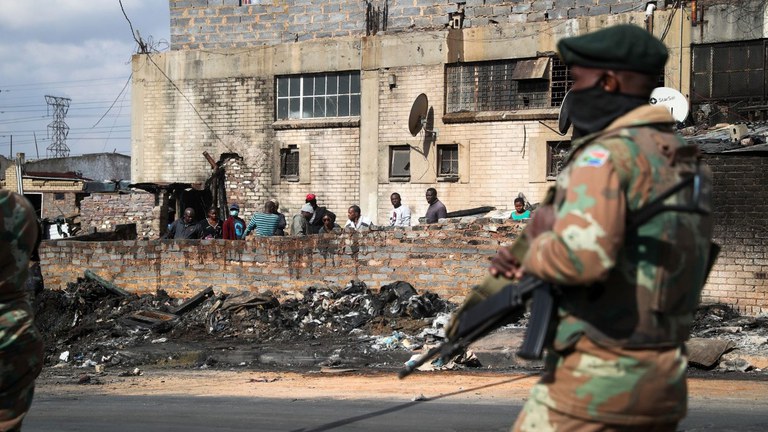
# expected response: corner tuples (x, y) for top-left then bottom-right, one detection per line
(24, 394), (768, 432)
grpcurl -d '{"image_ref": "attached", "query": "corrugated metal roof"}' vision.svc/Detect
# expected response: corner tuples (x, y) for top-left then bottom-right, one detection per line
(685, 123), (768, 154)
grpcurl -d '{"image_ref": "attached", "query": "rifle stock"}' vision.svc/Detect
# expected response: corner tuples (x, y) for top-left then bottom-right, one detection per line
(399, 276), (555, 379)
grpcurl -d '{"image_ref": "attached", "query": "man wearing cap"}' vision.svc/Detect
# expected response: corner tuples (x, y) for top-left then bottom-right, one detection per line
(290, 203), (314, 236)
(305, 194), (328, 235)
(478, 24), (713, 431)
(223, 203), (246, 240)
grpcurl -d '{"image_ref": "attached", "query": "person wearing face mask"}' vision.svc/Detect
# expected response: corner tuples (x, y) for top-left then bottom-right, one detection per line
(449, 25), (714, 432)
(222, 203), (246, 240)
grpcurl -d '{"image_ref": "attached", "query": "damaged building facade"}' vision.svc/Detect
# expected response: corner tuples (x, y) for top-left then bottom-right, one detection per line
(115, 0), (768, 313)
(132, 1), (768, 214)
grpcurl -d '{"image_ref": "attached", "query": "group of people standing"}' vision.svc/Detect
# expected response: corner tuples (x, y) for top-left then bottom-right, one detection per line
(162, 187), (456, 241)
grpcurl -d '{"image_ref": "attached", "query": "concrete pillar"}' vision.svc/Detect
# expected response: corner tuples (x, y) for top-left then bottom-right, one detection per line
(359, 69), (380, 223)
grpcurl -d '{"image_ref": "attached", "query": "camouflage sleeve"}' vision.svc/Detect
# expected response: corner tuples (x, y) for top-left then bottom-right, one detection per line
(0, 190), (40, 297)
(523, 144), (626, 285)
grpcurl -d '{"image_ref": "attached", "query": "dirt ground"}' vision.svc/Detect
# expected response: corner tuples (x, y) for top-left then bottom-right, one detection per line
(36, 367), (768, 404)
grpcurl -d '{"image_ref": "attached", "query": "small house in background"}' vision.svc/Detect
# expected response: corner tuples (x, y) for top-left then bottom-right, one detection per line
(0, 152), (132, 239)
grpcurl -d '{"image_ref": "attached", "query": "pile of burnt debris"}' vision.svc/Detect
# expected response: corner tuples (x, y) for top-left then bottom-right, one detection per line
(31, 275), (768, 373)
(688, 303), (768, 372)
(33, 275), (457, 369)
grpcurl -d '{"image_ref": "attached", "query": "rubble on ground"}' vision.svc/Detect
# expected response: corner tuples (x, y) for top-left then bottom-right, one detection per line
(33, 277), (458, 370)
(689, 303), (768, 372)
(32, 278), (768, 373)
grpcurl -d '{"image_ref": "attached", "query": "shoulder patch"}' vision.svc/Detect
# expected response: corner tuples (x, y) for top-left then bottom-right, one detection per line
(575, 146), (610, 168)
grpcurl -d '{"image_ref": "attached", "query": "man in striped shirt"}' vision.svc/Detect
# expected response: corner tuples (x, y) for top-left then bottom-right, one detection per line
(243, 201), (280, 238)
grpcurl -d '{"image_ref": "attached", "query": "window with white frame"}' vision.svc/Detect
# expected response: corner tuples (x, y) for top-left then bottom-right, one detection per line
(389, 146), (410, 180)
(437, 144), (459, 178)
(276, 72), (361, 120)
(446, 56), (573, 113)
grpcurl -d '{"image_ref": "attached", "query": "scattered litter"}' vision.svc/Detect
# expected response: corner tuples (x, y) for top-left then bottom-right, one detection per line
(249, 377), (280, 383)
(412, 394), (428, 401)
(719, 356), (754, 372)
(79, 359), (98, 368)
(320, 367), (357, 374)
(59, 351), (70, 362)
(118, 368), (143, 377)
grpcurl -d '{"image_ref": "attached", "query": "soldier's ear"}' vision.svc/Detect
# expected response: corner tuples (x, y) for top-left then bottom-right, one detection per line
(601, 71), (620, 93)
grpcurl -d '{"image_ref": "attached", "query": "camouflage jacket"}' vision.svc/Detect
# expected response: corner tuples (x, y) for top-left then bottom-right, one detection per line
(0, 190), (39, 302)
(1, 190), (43, 396)
(522, 105), (714, 424)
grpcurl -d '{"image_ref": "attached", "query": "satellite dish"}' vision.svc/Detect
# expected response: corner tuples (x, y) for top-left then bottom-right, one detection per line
(408, 93), (429, 137)
(650, 87), (689, 123)
(557, 91), (572, 135)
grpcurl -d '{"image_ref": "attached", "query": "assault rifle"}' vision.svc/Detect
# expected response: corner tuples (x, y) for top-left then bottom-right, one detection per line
(398, 275), (555, 379)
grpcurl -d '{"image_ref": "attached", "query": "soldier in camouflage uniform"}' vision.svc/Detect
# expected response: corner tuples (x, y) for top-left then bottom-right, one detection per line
(0, 190), (43, 432)
(482, 25), (714, 431)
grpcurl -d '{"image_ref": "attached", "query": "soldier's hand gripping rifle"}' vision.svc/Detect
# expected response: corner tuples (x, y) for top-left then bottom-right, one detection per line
(398, 275), (555, 379)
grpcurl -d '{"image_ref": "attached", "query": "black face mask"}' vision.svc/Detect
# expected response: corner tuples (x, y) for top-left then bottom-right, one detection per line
(566, 84), (649, 139)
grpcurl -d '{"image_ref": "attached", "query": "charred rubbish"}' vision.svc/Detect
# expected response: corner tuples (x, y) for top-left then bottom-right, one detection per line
(31, 276), (768, 374)
(33, 277), (461, 370)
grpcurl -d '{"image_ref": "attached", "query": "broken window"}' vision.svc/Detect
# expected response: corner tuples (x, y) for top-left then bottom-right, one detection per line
(692, 40), (766, 103)
(389, 146), (410, 181)
(445, 56), (572, 113)
(280, 145), (300, 181)
(437, 144), (459, 178)
(547, 141), (571, 179)
(276, 72), (361, 120)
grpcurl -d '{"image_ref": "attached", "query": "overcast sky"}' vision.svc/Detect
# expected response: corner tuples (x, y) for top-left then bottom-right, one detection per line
(0, 0), (170, 159)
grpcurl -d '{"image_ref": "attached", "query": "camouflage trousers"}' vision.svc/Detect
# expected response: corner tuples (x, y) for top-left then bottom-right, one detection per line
(0, 384), (35, 432)
(511, 398), (678, 432)
(0, 300), (43, 432)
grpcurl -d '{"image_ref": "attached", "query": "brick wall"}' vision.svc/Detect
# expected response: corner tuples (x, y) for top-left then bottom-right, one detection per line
(40, 200), (768, 315)
(134, 76), (273, 184)
(42, 192), (81, 219)
(79, 192), (163, 239)
(701, 154), (768, 315)
(375, 64), (557, 224)
(41, 218), (525, 302)
(273, 127), (361, 218)
(169, 0), (649, 50)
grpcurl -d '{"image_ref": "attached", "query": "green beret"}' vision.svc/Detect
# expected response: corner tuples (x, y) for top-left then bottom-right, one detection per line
(557, 24), (668, 75)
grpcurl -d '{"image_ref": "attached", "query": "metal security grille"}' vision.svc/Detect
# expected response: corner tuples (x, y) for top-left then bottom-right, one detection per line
(551, 57), (573, 107)
(446, 57), (573, 113)
(691, 40), (767, 102)
(280, 146), (300, 179)
(547, 141), (571, 179)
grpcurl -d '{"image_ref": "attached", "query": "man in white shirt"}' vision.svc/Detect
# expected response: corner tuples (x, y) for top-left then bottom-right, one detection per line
(389, 192), (411, 227)
(344, 205), (372, 230)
